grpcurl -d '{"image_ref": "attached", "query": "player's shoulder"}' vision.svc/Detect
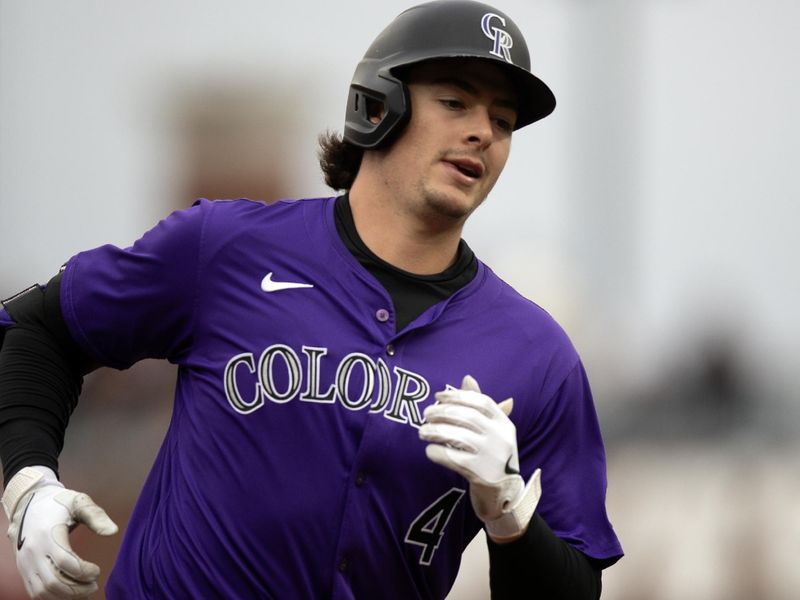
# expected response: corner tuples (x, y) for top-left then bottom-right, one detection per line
(188, 196), (334, 232)
(193, 196), (330, 218)
(480, 265), (559, 322)
(478, 264), (577, 355)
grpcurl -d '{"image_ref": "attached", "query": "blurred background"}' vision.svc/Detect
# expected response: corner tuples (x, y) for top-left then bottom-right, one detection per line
(1, 0), (798, 598)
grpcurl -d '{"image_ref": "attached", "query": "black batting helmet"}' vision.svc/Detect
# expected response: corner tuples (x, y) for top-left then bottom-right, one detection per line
(343, 0), (556, 149)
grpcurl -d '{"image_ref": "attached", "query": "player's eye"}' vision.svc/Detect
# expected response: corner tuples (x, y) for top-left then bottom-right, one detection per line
(439, 98), (465, 111)
(494, 117), (513, 132)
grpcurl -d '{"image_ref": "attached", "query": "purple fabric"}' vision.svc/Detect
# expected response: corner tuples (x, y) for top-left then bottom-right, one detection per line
(59, 197), (622, 599)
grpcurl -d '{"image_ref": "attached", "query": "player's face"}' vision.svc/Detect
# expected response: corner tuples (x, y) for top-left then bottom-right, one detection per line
(380, 59), (518, 225)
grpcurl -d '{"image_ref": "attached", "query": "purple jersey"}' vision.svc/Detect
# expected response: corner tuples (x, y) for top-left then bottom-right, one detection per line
(57, 197), (621, 599)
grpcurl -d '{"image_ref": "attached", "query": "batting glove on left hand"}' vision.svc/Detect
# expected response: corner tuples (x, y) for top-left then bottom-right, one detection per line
(2, 466), (118, 599)
(419, 375), (542, 542)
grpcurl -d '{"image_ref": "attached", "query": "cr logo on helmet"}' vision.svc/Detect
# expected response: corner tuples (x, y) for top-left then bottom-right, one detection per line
(481, 12), (514, 64)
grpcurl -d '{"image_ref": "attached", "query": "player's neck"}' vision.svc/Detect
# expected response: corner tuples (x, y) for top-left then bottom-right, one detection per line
(348, 180), (463, 276)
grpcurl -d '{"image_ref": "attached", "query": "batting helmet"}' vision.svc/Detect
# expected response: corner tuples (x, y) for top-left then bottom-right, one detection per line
(343, 0), (556, 149)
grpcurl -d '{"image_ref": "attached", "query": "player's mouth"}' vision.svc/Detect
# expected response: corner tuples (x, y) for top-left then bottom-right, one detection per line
(442, 157), (485, 184)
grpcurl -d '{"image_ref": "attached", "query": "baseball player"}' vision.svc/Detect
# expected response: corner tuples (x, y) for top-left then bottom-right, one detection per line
(0, 1), (623, 598)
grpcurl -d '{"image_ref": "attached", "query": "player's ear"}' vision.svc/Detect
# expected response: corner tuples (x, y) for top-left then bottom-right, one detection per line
(366, 97), (385, 125)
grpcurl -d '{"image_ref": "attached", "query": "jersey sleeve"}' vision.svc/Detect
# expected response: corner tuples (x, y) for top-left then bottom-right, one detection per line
(59, 199), (212, 369)
(518, 359), (624, 565)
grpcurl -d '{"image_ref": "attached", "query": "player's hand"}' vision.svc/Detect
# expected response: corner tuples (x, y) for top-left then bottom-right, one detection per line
(419, 375), (542, 542)
(2, 466), (118, 599)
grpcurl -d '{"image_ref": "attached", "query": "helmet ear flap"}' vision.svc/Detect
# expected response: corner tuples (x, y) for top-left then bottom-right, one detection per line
(345, 71), (411, 149)
(348, 87), (384, 126)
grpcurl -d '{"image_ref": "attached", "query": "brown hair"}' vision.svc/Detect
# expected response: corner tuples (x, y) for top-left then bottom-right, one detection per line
(317, 130), (364, 191)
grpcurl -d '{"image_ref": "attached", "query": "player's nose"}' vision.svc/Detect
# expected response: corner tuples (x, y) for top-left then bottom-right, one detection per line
(463, 107), (495, 150)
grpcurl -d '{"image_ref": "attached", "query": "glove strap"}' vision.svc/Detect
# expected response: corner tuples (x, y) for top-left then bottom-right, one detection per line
(485, 468), (542, 542)
(1, 466), (60, 519)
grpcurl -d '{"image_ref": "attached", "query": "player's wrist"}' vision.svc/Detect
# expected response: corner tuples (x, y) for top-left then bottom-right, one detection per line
(2, 466), (61, 519)
(469, 473), (523, 519)
(484, 468), (542, 543)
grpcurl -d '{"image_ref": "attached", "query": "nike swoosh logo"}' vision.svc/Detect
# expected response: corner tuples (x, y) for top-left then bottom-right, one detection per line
(504, 456), (520, 476)
(16, 492), (35, 551)
(260, 272), (314, 293)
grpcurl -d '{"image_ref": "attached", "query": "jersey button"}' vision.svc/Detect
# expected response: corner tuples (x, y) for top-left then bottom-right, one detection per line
(338, 557), (348, 573)
(375, 308), (390, 322)
(355, 472), (366, 486)
(385, 344), (396, 357)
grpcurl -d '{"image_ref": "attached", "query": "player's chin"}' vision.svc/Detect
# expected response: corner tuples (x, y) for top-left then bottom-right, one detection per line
(426, 196), (477, 222)
(425, 186), (487, 221)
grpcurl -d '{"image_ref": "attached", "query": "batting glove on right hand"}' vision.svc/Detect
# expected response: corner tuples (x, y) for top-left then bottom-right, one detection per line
(419, 375), (542, 542)
(2, 466), (118, 599)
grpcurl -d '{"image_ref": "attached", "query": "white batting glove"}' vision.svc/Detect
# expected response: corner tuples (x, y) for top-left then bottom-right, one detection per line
(419, 375), (542, 542)
(2, 466), (118, 599)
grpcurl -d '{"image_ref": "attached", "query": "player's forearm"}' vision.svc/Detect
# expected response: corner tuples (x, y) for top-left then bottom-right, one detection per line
(0, 275), (97, 486)
(0, 324), (80, 486)
(487, 512), (602, 600)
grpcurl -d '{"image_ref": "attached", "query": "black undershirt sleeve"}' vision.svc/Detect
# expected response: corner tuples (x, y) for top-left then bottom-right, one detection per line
(487, 513), (604, 599)
(0, 273), (94, 485)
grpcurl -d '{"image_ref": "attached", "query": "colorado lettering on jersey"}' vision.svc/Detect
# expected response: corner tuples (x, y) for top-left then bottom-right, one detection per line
(223, 344), (430, 428)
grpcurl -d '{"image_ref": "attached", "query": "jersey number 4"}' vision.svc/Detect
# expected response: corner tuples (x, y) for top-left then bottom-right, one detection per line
(405, 488), (465, 566)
